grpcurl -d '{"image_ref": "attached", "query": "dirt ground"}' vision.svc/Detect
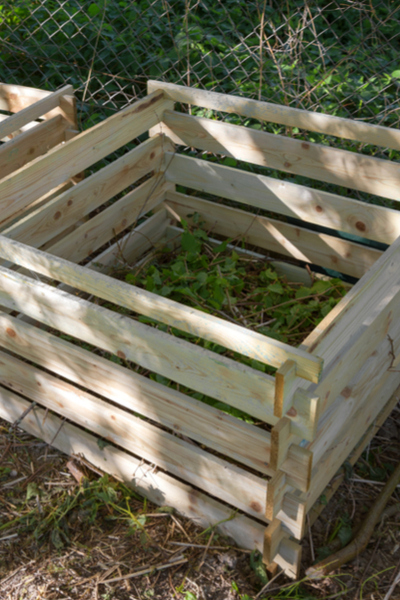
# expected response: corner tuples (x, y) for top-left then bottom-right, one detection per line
(1, 404), (400, 600)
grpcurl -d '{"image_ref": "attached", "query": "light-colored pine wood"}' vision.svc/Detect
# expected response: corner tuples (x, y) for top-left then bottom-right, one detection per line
(148, 80), (400, 150)
(164, 153), (400, 244)
(276, 491), (307, 540)
(308, 383), (400, 528)
(0, 387), (302, 578)
(0, 115), (68, 180)
(304, 358), (400, 511)
(0, 181), (74, 233)
(48, 176), (170, 263)
(0, 265), (277, 423)
(310, 310), (400, 468)
(0, 84), (73, 141)
(266, 472), (286, 521)
(274, 360), (297, 418)
(264, 519), (291, 566)
(2, 134), (167, 248)
(0, 114), (39, 142)
(154, 110), (400, 201)
(0, 83), (52, 111)
(164, 191), (381, 278)
(0, 91), (173, 224)
(0, 238), (323, 384)
(89, 210), (170, 273)
(0, 348), (268, 520)
(270, 418), (292, 471)
(0, 387), (265, 548)
(288, 390), (320, 442)
(0, 311), (273, 475)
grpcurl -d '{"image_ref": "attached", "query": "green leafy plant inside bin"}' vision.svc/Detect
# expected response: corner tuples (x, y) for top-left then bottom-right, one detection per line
(118, 214), (347, 422)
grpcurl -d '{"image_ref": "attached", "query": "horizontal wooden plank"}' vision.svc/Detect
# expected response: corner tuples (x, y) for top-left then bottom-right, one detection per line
(0, 91), (173, 225)
(0, 386), (266, 551)
(0, 113), (39, 142)
(155, 110), (400, 201)
(2, 135), (167, 249)
(310, 280), (400, 419)
(0, 83), (52, 111)
(165, 153), (400, 245)
(0, 311), (272, 475)
(0, 180), (74, 233)
(0, 348), (268, 520)
(0, 265), (276, 423)
(164, 191), (382, 278)
(89, 209), (170, 273)
(0, 234), (323, 383)
(0, 84), (73, 141)
(310, 303), (400, 466)
(48, 175), (170, 263)
(305, 355), (400, 512)
(0, 115), (68, 180)
(0, 384), (301, 576)
(148, 80), (400, 150)
(308, 383), (400, 528)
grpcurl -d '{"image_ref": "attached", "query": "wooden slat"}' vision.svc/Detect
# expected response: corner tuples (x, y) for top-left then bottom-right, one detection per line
(309, 281), (400, 421)
(310, 307), (400, 467)
(0, 265), (277, 423)
(48, 176), (170, 263)
(164, 153), (400, 244)
(89, 209), (170, 273)
(0, 84), (73, 141)
(164, 191), (382, 278)
(274, 360), (296, 418)
(2, 135), (167, 249)
(154, 111), (400, 201)
(0, 312), (272, 475)
(0, 235), (323, 384)
(0, 83), (52, 111)
(0, 113), (39, 141)
(0, 181), (74, 233)
(0, 309), (309, 506)
(308, 383), (400, 527)
(0, 91), (173, 224)
(304, 355), (400, 511)
(0, 115), (68, 180)
(148, 80), (400, 150)
(0, 387), (264, 546)
(0, 349), (268, 520)
(0, 387), (301, 577)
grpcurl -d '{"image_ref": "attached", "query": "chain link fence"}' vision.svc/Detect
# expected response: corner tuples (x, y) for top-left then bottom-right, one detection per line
(1, 0), (399, 130)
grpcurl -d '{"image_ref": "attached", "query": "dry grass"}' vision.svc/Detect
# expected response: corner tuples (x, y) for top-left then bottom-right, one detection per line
(0, 405), (399, 600)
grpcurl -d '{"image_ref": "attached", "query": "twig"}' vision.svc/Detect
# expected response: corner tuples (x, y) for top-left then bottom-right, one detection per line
(306, 460), (400, 578)
(101, 557), (188, 584)
(0, 402), (37, 466)
(254, 570), (283, 599)
(197, 530), (214, 570)
(307, 514), (315, 563)
(384, 569), (400, 600)
(81, 1), (108, 105)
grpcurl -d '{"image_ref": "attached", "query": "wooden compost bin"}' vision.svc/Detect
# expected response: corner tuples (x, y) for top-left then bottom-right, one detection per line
(0, 80), (400, 578)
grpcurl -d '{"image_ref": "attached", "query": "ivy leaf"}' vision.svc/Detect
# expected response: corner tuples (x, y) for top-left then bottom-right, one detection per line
(88, 3), (100, 17)
(267, 282), (284, 294)
(182, 231), (201, 253)
(337, 524), (353, 547)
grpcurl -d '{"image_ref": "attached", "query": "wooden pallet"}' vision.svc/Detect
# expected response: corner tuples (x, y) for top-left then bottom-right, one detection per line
(0, 81), (399, 578)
